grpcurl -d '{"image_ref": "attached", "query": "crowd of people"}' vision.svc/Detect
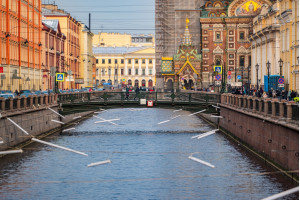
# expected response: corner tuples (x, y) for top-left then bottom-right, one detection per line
(230, 87), (299, 102)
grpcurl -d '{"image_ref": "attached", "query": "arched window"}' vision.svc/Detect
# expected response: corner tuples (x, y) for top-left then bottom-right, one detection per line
(142, 79), (146, 87)
(135, 80), (139, 87)
(148, 79), (153, 87)
(239, 56), (245, 67)
(128, 79), (132, 86)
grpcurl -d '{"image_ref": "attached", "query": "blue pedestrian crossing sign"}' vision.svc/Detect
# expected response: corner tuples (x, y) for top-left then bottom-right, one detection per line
(56, 73), (65, 82)
(214, 65), (222, 74)
(237, 75), (241, 80)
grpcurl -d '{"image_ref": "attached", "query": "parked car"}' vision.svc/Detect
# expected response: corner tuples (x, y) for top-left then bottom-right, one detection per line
(20, 90), (34, 97)
(0, 93), (14, 99)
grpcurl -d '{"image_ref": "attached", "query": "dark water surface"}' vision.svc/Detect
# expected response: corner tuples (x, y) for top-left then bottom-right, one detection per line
(0, 108), (298, 200)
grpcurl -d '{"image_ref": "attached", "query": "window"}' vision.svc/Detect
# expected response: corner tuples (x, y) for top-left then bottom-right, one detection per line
(121, 59), (124, 64)
(215, 57), (221, 65)
(121, 69), (124, 75)
(239, 32), (245, 40)
(115, 59), (118, 64)
(142, 69), (145, 75)
(135, 59), (138, 64)
(102, 59), (105, 64)
(229, 54), (234, 58)
(115, 69), (118, 74)
(96, 59), (99, 64)
(149, 69), (152, 75)
(248, 56), (251, 66)
(108, 59), (111, 64)
(128, 69), (131, 75)
(135, 68), (139, 75)
(216, 32), (221, 40)
(149, 59), (152, 64)
(142, 59), (145, 64)
(128, 59), (131, 64)
(239, 56), (245, 66)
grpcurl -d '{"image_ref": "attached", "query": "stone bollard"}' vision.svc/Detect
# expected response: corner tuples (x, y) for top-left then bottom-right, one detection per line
(0, 97), (5, 112)
(226, 95), (229, 105)
(271, 100), (277, 117)
(9, 98), (13, 111)
(45, 95), (49, 106)
(258, 99), (262, 113)
(40, 95), (44, 106)
(279, 102), (284, 118)
(264, 99), (270, 116)
(238, 97), (242, 108)
(286, 103), (292, 122)
(252, 97), (257, 112)
(30, 96), (33, 109)
(54, 94), (58, 103)
(34, 95), (38, 107)
(51, 94), (54, 104)
(247, 97), (251, 111)
(17, 97), (21, 110)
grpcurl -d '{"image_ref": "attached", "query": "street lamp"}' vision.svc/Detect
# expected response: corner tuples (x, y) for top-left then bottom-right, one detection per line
(266, 61), (271, 92)
(108, 66), (111, 83)
(278, 58), (283, 78)
(247, 65), (251, 94)
(255, 64), (259, 91)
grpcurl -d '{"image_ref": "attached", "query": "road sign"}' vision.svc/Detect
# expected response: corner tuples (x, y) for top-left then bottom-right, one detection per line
(237, 75), (241, 80)
(227, 80), (231, 84)
(216, 74), (221, 81)
(0, 67), (3, 73)
(228, 75), (231, 80)
(215, 81), (221, 86)
(214, 66), (222, 74)
(56, 73), (65, 82)
(228, 71), (231, 75)
(278, 78), (284, 84)
(278, 84), (284, 88)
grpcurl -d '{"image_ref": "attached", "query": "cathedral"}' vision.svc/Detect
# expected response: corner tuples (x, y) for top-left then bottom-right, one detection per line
(156, 0), (273, 91)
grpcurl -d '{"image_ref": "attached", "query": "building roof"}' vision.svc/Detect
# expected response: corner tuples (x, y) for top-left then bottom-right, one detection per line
(42, 8), (69, 16)
(42, 20), (59, 32)
(93, 47), (147, 54)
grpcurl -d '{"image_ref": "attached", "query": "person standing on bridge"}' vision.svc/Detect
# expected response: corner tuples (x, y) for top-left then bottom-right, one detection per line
(134, 87), (140, 100)
(126, 86), (130, 100)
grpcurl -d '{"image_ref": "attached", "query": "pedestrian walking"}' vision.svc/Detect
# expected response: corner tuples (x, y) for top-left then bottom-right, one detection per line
(126, 86), (129, 100)
(134, 87), (140, 100)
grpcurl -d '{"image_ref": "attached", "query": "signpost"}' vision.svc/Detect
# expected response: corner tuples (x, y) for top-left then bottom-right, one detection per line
(0, 67), (3, 73)
(228, 71), (231, 75)
(278, 78), (284, 88)
(215, 81), (221, 86)
(56, 73), (65, 82)
(237, 75), (241, 80)
(228, 75), (231, 80)
(215, 74), (221, 81)
(214, 66), (222, 74)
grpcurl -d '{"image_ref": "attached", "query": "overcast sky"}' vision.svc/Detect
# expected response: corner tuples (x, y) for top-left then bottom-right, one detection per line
(42, 0), (155, 35)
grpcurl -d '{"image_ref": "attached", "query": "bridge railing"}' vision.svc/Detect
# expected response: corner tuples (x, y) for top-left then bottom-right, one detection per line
(221, 94), (299, 123)
(57, 91), (221, 105)
(0, 94), (58, 116)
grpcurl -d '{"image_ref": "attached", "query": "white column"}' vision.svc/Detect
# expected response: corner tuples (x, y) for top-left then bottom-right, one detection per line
(138, 58), (142, 75)
(131, 59), (134, 75)
(146, 59), (149, 75)
(152, 59), (156, 75)
(125, 59), (128, 75)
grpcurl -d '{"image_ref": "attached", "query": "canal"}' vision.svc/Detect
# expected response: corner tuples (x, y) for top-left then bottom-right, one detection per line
(0, 108), (298, 199)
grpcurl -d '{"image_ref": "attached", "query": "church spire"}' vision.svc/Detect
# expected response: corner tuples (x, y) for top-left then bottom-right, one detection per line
(183, 17), (192, 45)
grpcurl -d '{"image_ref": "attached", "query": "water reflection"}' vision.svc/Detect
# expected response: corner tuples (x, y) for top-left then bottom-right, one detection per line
(0, 108), (298, 200)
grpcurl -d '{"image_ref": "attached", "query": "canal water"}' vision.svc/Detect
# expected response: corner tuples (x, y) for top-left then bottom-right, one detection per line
(0, 108), (297, 200)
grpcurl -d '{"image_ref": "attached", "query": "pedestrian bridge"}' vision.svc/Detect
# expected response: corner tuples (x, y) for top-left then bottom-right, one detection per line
(57, 91), (221, 107)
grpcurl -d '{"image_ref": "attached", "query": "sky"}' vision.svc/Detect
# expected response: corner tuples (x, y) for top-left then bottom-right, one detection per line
(42, 0), (155, 35)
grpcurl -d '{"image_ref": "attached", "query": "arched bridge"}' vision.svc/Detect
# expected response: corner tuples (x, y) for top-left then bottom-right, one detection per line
(57, 91), (221, 107)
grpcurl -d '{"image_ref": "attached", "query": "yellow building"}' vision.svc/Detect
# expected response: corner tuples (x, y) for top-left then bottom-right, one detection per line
(42, 4), (81, 89)
(79, 23), (94, 88)
(94, 47), (156, 88)
(277, 0), (299, 92)
(93, 32), (154, 47)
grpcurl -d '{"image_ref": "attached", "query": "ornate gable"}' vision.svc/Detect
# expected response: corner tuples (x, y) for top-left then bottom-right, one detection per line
(213, 46), (224, 54)
(228, 0), (272, 17)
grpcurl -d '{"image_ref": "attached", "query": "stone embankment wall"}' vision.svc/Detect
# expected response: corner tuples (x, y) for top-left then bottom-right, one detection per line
(219, 94), (299, 171)
(0, 94), (94, 151)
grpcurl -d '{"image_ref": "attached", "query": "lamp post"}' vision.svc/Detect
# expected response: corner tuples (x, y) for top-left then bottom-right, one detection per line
(266, 61), (271, 92)
(255, 64), (259, 91)
(247, 65), (251, 94)
(108, 66), (111, 84)
(279, 58), (283, 78)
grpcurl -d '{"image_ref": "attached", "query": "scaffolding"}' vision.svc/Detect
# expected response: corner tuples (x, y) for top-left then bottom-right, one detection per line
(155, 0), (202, 89)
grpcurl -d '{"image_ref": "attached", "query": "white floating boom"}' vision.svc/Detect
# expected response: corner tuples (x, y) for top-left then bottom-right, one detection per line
(51, 120), (65, 124)
(188, 109), (206, 116)
(87, 160), (111, 167)
(261, 187), (299, 200)
(7, 118), (30, 135)
(191, 129), (219, 139)
(62, 128), (76, 132)
(157, 120), (170, 125)
(48, 107), (65, 118)
(32, 138), (88, 157)
(188, 156), (215, 168)
(0, 149), (23, 155)
(93, 115), (118, 125)
(73, 116), (82, 120)
(197, 131), (217, 140)
(94, 119), (120, 124)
